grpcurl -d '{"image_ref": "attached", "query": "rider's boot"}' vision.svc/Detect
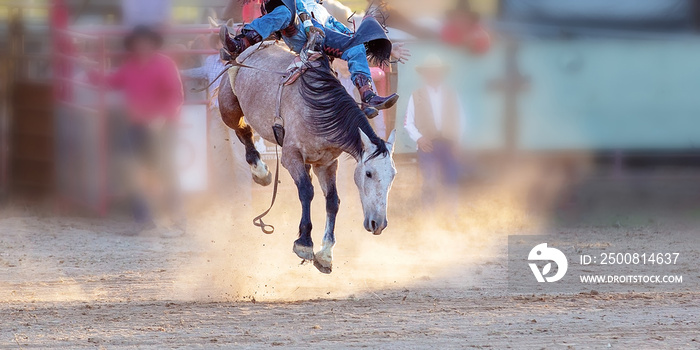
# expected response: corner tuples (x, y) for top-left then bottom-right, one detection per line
(219, 48), (233, 62)
(219, 26), (263, 61)
(354, 74), (399, 111)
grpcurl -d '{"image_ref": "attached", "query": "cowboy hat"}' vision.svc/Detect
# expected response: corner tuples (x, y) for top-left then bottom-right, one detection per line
(415, 54), (449, 73)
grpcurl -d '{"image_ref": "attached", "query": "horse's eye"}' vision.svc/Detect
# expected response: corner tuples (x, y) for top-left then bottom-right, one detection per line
(366, 171), (372, 179)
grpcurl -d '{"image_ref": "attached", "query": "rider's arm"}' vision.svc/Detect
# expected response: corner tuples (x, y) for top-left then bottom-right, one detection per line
(296, 0), (325, 37)
(296, 0), (325, 34)
(298, 11), (312, 25)
(296, 0), (312, 26)
(296, 0), (309, 16)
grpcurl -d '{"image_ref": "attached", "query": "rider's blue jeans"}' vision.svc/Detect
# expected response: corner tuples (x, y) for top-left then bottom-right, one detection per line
(245, 6), (372, 84)
(245, 6), (292, 40)
(342, 45), (371, 84)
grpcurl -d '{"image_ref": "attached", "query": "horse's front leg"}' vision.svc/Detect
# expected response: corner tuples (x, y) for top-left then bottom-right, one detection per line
(312, 160), (340, 274)
(282, 149), (315, 261)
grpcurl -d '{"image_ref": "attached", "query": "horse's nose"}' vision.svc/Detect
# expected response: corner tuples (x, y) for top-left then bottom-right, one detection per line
(365, 218), (387, 235)
(370, 219), (387, 235)
(370, 220), (378, 231)
(364, 218), (379, 233)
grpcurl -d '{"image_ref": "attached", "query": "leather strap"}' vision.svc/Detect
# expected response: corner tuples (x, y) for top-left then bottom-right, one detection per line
(252, 145), (281, 234)
(252, 62), (287, 235)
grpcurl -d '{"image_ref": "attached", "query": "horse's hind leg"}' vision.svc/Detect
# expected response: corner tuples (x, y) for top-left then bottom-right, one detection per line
(312, 160), (340, 274)
(219, 77), (272, 186)
(282, 148), (315, 261)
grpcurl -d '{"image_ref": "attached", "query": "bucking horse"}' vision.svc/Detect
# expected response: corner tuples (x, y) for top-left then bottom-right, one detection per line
(218, 41), (397, 274)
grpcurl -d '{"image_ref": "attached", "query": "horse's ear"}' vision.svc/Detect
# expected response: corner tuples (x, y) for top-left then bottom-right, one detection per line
(226, 19), (235, 28)
(208, 16), (220, 29)
(387, 129), (396, 150)
(359, 128), (374, 153)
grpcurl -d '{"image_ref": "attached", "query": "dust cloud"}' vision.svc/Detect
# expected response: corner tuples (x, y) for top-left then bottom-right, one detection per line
(0, 155), (580, 304)
(171, 156), (576, 302)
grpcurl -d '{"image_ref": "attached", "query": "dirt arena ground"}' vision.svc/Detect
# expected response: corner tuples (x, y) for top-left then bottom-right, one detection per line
(2, 164), (700, 349)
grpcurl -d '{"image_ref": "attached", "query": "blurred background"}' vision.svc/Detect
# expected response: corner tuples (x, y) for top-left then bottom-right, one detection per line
(2, 0), (700, 228)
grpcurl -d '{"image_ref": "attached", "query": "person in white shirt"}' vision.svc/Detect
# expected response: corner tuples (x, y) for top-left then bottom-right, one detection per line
(181, 36), (228, 107)
(404, 54), (466, 207)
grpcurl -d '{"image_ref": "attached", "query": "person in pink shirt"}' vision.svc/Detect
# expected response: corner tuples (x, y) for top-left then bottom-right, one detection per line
(98, 26), (183, 125)
(92, 26), (185, 236)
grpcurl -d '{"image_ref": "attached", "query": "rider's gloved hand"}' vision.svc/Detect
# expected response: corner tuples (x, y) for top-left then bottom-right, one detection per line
(305, 25), (325, 38)
(300, 13), (325, 38)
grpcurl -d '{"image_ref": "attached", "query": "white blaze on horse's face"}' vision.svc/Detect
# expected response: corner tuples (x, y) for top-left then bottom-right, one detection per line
(355, 129), (397, 235)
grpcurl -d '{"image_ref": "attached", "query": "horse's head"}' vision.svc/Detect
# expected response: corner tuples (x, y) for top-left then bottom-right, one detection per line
(355, 129), (397, 235)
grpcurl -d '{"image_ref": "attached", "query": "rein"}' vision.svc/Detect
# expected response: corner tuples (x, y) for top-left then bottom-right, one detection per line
(189, 64), (232, 93)
(252, 69), (287, 235)
(189, 60), (288, 93)
(252, 145), (281, 234)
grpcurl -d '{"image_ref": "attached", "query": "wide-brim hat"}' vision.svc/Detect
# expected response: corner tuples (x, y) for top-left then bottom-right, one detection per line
(415, 54), (449, 73)
(124, 25), (164, 51)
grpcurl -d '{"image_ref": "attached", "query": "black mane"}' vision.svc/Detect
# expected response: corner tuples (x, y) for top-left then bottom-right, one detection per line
(299, 56), (388, 160)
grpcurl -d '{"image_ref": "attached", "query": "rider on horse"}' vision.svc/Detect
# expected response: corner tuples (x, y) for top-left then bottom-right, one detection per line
(220, 0), (399, 114)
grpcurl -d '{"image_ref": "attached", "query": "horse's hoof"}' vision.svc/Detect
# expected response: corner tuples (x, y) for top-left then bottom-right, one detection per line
(313, 251), (332, 274)
(313, 259), (332, 274)
(253, 170), (272, 186)
(293, 242), (314, 261)
(251, 162), (272, 186)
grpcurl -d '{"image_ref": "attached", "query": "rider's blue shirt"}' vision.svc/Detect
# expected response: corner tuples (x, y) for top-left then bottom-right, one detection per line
(295, 0), (354, 35)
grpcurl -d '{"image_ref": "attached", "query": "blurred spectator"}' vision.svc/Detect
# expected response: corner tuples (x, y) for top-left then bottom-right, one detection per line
(404, 54), (467, 208)
(122, 0), (172, 28)
(181, 35), (228, 103)
(222, 0), (263, 23)
(90, 26), (185, 236)
(180, 34), (252, 204)
(441, 0), (491, 55)
(365, 0), (437, 40)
